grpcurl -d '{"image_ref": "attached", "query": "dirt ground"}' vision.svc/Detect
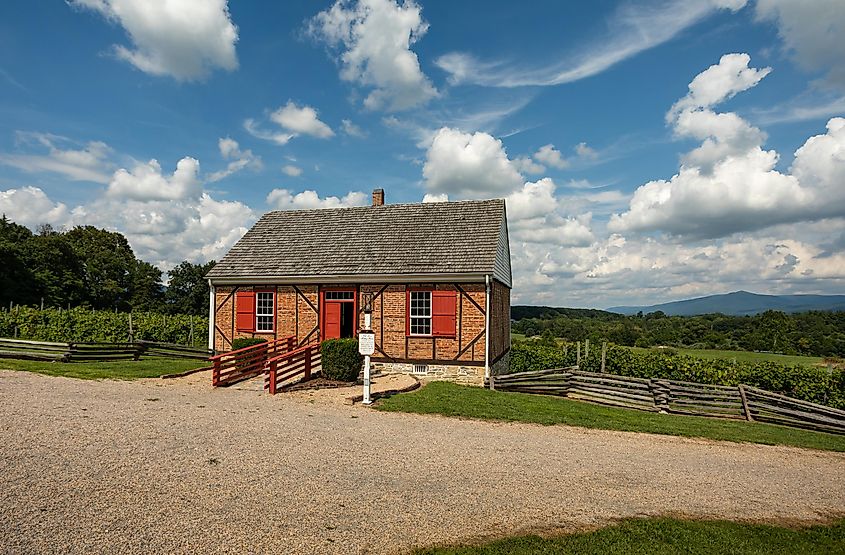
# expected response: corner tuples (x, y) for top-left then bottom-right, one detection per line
(1, 369), (843, 554)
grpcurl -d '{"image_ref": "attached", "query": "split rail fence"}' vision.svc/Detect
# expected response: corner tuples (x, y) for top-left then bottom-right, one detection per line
(0, 337), (211, 362)
(487, 367), (845, 435)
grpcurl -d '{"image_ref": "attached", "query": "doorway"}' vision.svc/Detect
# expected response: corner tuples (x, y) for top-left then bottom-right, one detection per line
(322, 289), (357, 340)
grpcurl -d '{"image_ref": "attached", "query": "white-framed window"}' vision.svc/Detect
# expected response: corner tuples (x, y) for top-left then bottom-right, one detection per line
(409, 290), (431, 335)
(256, 291), (274, 332)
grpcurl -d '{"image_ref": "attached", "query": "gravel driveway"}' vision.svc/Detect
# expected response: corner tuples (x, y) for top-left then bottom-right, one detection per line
(1, 369), (843, 554)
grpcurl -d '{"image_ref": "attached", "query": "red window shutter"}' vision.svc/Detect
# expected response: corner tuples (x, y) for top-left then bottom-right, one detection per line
(432, 290), (457, 337)
(236, 291), (255, 332)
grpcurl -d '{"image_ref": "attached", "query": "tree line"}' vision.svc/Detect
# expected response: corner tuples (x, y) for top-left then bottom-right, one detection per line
(0, 216), (214, 315)
(512, 306), (845, 358)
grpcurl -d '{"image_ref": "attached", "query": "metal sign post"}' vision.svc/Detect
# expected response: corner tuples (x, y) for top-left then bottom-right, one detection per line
(359, 293), (375, 405)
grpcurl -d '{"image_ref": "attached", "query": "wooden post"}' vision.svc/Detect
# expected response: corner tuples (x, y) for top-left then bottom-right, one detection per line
(601, 342), (607, 373)
(585, 338), (590, 358)
(40, 297), (44, 311)
(489, 373), (495, 391)
(128, 312), (134, 343)
(304, 348), (312, 380)
(212, 358), (221, 387)
(738, 384), (753, 421)
(189, 316), (194, 347)
(576, 341), (581, 367)
(268, 360), (277, 395)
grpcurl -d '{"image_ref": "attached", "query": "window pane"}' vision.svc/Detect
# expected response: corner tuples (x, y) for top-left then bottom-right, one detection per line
(325, 291), (354, 300)
(257, 315), (273, 332)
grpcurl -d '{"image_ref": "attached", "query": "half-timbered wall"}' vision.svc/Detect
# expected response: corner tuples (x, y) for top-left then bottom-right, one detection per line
(213, 281), (511, 379)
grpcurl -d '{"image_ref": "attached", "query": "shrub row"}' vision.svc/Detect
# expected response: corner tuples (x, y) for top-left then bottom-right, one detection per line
(0, 306), (208, 348)
(508, 341), (845, 409)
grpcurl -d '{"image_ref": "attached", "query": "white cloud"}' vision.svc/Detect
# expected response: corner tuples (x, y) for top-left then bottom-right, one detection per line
(668, 53), (771, 120)
(71, 0), (238, 81)
(533, 144), (569, 170)
(207, 137), (261, 183)
(575, 142), (598, 159)
(0, 132), (114, 183)
(513, 156), (545, 175)
(341, 119), (366, 137)
(266, 189), (368, 210)
(753, 94), (845, 125)
(422, 193), (448, 203)
(755, 0), (845, 89)
(435, 0), (747, 88)
(243, 118), (294, 146)
(308, 0), (437, 111)
(282, 165), (303, 177)
(422, 127), (523, 198)
(270, 101), (334, 138)
(107, 157), (202, 201)
(610, 54), (845, 238)
(0, 186), (69, 228)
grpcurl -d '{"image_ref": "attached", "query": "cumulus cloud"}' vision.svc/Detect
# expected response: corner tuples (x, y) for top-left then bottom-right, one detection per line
(207, 137), (261, 183)
(755, 0), (845, 89)
(513, 156), (545, 175)
(71, 0), (238, 81)
(422, 127), (523, 197)
(435, 0), (747, 88)
(533, 144), (569, 170)
(308, 0), (437, 111)
(575, 142), (598, 159)
(668, 53), (771, 120)
(610, 54), (845, 238)
(282, 165), (303, 177)
(266, 189), (368, 210)
(107, 157), (202, 201)
(0, 186), (70, 228)
(270, 101), (334, 138)
(0, 132), (114, 183)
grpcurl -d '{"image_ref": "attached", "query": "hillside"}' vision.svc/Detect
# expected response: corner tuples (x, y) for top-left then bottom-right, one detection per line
(511, 306), (623, 321)
(607, 291), (845, 316)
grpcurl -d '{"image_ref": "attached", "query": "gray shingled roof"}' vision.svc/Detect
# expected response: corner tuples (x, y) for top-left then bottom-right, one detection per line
(206, 199), (510, 285)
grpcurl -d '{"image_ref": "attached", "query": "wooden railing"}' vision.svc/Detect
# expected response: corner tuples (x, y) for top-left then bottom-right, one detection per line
(488, 368), (845, 435)
(210, 336), (296, 387)
(0, 337), (211, 362)
(265, 342), (322, 395)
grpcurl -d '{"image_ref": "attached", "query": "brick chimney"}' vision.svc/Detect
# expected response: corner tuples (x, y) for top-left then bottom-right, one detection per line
(372, 188), (385, 206)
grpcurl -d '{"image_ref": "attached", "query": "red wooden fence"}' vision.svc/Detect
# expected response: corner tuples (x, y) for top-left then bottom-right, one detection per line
(265, 341), (322, 394)
(210, 336), (296, 387)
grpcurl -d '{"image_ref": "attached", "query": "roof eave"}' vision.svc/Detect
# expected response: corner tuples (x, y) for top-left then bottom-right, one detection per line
(207, 272), (492, 286)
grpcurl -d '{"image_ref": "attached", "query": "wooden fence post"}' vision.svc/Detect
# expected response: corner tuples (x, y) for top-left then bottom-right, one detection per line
(268, 360), (277, 395)
(585, 338), (590, 359)
(576, 342), (581, 367)
(601, 342), (607, 373)
(128, 312), (134, 343)
(189, 316), (194, 347)
(304, 348), (312, 380)
(738, 384), (753, 421)
(212, 358), (221, 387)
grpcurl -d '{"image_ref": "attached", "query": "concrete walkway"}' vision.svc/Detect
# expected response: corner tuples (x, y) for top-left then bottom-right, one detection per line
(1, 369), (843, 554)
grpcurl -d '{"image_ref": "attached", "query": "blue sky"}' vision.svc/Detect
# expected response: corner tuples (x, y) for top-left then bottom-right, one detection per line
(1, 0), (844, 307)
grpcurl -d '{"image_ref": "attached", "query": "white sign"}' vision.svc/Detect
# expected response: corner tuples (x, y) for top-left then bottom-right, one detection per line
(358, 331), (375, 356)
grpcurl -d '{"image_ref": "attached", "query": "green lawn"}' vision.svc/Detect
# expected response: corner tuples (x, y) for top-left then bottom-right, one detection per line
(0, 357), (208, 380)
(376, 381), (845, 452)
(415, 517), (845, 555)
(673, 347), (823, 367)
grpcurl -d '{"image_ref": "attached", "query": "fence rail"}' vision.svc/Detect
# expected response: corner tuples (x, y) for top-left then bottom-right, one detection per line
(210, 336), (296, 387)
(488, 367), (845, 435)
(265, 341), (322, 394)
(0, 337), (211, 362)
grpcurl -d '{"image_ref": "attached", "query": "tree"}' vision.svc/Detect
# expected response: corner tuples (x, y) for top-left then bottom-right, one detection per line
(130, 261), (165, 312)
(64, 226), (137, 310)
(24, 232), (86, 307)
(0, 215), (36, 306)
(165, 260), (216, 315)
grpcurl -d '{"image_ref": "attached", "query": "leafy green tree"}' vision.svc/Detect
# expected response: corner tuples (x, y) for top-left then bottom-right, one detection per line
(64, 226), (136, 310)
(0, 215), (36, 306)
(129, 261), (165, 312)
(25, 230), (86, 307)
(165, 260), (216, 315)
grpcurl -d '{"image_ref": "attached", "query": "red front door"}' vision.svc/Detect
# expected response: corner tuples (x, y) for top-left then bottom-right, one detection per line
(324, 301), (342, 339)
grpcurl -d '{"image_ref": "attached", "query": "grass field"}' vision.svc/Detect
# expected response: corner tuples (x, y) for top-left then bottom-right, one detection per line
(377, 381), (845, 452)
(414, 517), (845, 554)
(0, 357), (208, 380)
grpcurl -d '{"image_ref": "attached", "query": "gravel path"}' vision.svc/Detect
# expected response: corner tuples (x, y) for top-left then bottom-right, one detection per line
(1, 369), (843, 555)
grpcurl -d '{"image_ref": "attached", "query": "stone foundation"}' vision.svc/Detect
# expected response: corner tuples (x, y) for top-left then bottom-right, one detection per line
(371, 361), (485, 385)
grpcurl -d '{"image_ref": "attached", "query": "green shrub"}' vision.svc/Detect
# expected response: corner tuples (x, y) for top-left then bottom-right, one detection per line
(231, 337), (267, 351)
(507, 340), (845, 409)
(321, 339), (362, 381)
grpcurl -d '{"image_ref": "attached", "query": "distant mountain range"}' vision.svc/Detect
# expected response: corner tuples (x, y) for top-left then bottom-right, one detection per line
(607, 291), (845, 317)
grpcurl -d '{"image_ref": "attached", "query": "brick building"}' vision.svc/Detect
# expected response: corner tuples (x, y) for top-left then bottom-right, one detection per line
(205, 190), (511, 383)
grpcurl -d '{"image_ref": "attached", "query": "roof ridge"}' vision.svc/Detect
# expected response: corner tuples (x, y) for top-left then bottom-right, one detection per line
(263, 197), (504, 217)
